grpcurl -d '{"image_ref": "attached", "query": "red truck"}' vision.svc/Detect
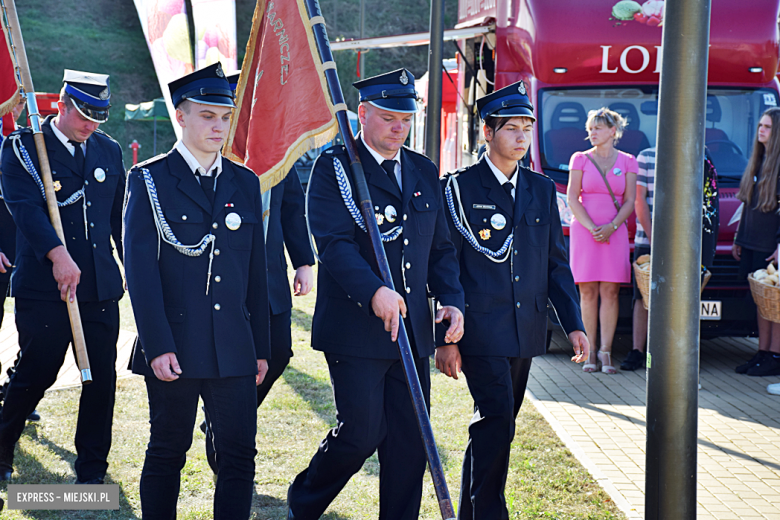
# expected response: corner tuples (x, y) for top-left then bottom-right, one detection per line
(440, 0), (780, 337)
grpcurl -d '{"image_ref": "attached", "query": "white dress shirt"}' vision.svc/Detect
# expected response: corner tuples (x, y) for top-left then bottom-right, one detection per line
(484, 154), (517, 200)
(175, 140), (223, 180)
(51, 118), (86, 157)
(361, 134), (402, 192)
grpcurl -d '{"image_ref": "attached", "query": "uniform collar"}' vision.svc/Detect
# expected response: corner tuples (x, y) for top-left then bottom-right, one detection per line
(360, 133), (401, 167)
(50, 118), (86, 156)
(484, 153), (517, 189)
(175, 140), (222, 178)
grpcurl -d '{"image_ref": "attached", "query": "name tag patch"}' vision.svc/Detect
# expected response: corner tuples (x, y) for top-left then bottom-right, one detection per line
(473, 204), (496, 210)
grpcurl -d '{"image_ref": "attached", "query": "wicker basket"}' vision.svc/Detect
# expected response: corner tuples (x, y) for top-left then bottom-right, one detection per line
(748, 274), (780, 323)
(633, 261), (711, 311)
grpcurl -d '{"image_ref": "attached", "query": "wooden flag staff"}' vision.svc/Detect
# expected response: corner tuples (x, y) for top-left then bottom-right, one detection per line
(2, 0), (92, 384)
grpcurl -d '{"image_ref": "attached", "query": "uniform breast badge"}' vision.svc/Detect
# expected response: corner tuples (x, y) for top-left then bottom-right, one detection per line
(53, 180), (62, 192)
(479, 229), (491, 241)
(491, 213), (507, 230)
(384, 205), (397, 223)
(376, 212), (385, 226)
(225, 212), (242, 231)
(94, 168), (106, 183)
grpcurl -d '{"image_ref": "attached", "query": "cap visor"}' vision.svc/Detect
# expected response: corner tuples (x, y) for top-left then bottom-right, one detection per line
(187, 95), (236, 109)
(72, 102), (109, 123)
(368, 98), (418, 113)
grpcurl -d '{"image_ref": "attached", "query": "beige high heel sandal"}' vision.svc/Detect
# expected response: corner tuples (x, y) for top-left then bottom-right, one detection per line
(598, 348), (616, 374)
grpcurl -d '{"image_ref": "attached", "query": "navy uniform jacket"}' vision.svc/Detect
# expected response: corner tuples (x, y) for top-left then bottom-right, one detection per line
(123, 150), (271, 379)
(308, 138), (464, 360)
(439, 158), (583, 358)
(0, 117), (125, 302)
(0, 197), (15, 285)
(267, 168), (315, 316)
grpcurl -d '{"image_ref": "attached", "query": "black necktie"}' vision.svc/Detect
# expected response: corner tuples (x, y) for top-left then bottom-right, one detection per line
(197, 171), (215, 206)
(381, 160), (402, 197)
(69, 140), (85, 172)
(503, 181), (514, 201)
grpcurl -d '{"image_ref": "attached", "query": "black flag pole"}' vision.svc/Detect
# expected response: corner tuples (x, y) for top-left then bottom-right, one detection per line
(303, 1), (456, 518)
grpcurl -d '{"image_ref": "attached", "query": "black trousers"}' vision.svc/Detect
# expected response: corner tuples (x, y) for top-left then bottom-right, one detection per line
(0, 280), (9, 329)
(288, 353), (430, 520)
(0, 298), (118, 481)
(141, 374), (258, 520)
(458, 356), (532, 520)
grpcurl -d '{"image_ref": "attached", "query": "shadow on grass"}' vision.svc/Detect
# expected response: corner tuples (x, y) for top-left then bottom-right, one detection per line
(0, 426), (140, 519)
(281, 366), (335, 426)
(250, 491), (351, 520)
(291, 309), (313, 332)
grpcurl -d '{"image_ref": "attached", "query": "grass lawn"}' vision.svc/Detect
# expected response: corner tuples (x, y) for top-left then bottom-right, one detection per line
(0, 270), (624, 519)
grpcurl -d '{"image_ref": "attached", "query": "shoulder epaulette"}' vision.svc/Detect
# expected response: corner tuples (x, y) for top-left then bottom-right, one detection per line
(133, 153), (167, 170)
(91, 128), (120, 147)
(402, 145), (434, 162)
(224, 156), (255, 175)
(522, 165), (551, 181)
(9, 127), (32, 137)
(323, 144), (347, 156)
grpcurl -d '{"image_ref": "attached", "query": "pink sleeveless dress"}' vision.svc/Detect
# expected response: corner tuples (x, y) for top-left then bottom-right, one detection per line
(568, 151), (637, 284)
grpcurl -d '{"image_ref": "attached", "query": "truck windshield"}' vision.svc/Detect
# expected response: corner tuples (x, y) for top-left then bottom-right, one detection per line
(538, 87), (778, 187)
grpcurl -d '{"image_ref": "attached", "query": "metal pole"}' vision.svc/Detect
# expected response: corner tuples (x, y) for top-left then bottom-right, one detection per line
(303, 0), (455, 517)
(153, 114), (157, 156)
(645, 0), (711, 518)
(424, 0), (444, 167)
(359, 0), (365, 79)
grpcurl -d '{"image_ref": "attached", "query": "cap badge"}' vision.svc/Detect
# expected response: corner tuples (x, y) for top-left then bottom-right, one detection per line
(491, 213), (507, 230)
(375, 213), (385, 226)
(479, 228), (491, 241)
(399, 70), (409, 85)
(53, 180), (62, 192)
(225, 212), (242, 231)
(518, 81), (526, 95)
(94, 168), (107, 183)
(216, 64), (225, 78)
(385, 205), (397, 223)
(99, 88), (110, 100)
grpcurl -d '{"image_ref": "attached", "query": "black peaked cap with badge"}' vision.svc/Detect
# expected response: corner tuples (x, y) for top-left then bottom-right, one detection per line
(476, 80), (536, 121)
(63, 69), (111, 123)
(169, 62), (236, 109)
(353, 68), (419, 113)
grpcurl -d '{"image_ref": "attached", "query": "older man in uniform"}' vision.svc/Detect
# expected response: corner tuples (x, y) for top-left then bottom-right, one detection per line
(0, 71), (126, 483)
(123, 62), (270, 519)
(436, 82), (588, 519)
(287, 68), (465, 520)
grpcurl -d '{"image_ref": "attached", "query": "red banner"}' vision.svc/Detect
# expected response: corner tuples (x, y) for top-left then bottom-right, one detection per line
(0, 12), (21, 120)
(226, 0), (337, 192)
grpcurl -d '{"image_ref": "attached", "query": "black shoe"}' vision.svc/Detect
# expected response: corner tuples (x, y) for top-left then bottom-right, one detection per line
(736, 350), (768, 374)
(746, 354), (780, 377)
(75, 477), (104, 484)
(0, 444), (13, 481)
(620, 349), (646, 371)
(27, 410), (41, 422)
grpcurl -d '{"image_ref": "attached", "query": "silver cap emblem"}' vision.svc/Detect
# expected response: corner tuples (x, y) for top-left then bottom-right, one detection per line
(225, 212), (242, 231)
(99, 88), (110, 100)
(399, 70), (409, 85)
(216, 64), (225, 78)
(491, 213), (507, 230)
(94, 168), (106, 183)
(518, 81), (526, 95)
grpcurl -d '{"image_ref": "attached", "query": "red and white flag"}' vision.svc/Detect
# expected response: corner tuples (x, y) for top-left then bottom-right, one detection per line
(225, 0), (338, 192)
(0, 12), (21, 135)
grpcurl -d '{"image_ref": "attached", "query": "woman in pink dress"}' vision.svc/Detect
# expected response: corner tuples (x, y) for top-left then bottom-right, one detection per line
(567, 108), (637, 373)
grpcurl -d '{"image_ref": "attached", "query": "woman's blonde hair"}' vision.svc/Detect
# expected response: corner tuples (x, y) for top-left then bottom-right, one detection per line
(585, 107), (627, 143)
(737, 107), (780, 213)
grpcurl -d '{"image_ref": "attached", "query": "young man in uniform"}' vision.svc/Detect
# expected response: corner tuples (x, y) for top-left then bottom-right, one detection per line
(123, 63), (270, 519)
(436, 82), (589, 519)
(0, 71), (126, 483)
(287, 69), (465, 520)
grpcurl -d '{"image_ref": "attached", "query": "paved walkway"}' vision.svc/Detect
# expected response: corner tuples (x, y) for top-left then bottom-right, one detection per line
(529, 333), (780, 520)
(0, 315), (135, 390)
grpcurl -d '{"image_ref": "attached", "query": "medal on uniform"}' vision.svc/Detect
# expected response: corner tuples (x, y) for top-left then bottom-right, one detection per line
(94, 168), (106, 183)
(491, 213), (507, 230)
(613, 168), (622, 176)
(376, 213), (385, 226)
(225, 212), (242, 231)
(479, 229), (491, 240)
(385, 205), (397, 223)
(53, 180), (62, 192)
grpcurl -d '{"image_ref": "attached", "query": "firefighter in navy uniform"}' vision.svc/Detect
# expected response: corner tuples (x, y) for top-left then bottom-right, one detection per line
(436, 82), (589, 520)
(287, 69), (465, 520)
(0, 70), (126, 483)
(123, 63), (270, 520)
